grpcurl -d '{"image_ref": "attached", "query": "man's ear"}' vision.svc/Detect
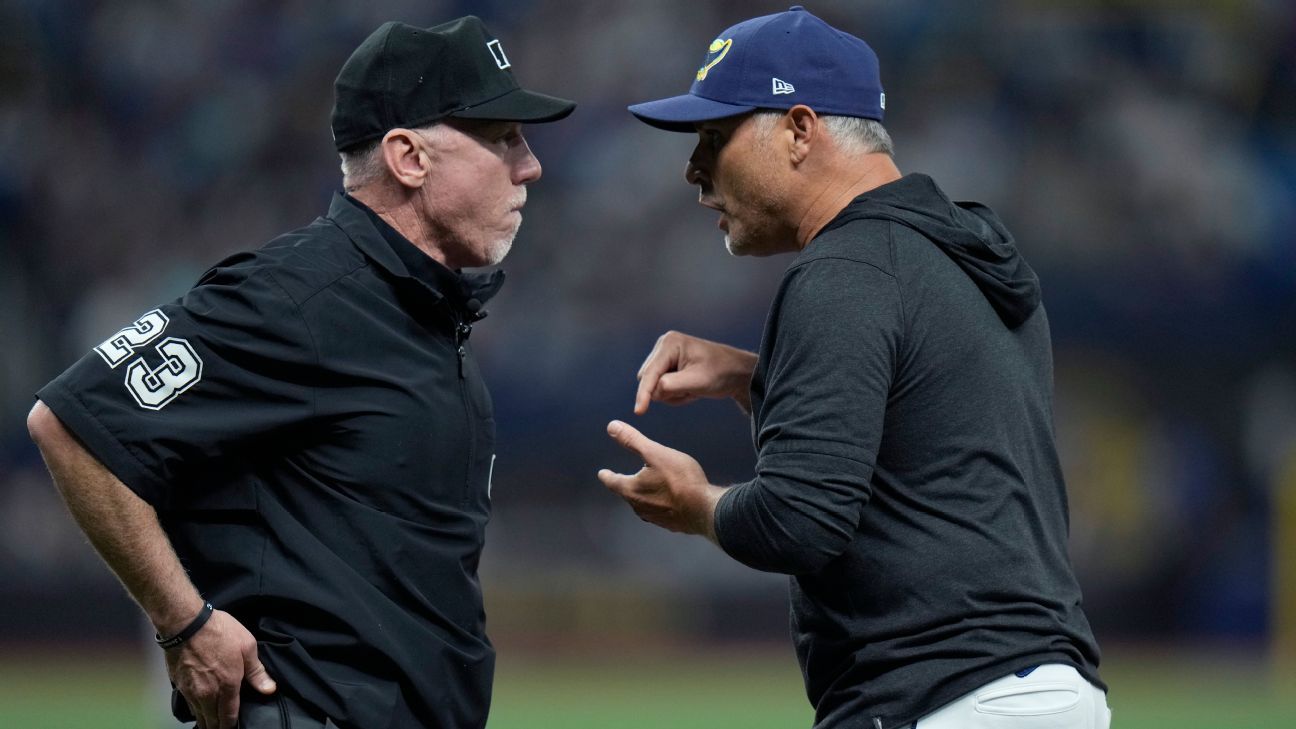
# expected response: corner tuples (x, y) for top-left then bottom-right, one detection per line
(785, 105), (819, 165)
(381, 128), (431, 189)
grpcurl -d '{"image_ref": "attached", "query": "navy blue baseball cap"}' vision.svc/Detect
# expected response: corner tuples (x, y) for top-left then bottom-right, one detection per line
(628, 6), (885, 132)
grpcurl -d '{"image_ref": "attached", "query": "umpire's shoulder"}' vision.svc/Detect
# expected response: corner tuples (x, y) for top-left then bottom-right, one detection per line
(199, 216), (369, 306)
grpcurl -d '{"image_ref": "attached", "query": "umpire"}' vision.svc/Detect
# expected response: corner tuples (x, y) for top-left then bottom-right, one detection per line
(27, 16), (572, 729)
(599, 7), (1109, 729)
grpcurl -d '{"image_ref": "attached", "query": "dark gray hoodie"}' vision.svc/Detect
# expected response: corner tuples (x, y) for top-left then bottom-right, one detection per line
(713, 174), (1103, 729)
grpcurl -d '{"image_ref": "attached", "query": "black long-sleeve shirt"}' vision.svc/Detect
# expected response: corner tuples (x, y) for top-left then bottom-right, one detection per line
(714, 174), (1103, 729)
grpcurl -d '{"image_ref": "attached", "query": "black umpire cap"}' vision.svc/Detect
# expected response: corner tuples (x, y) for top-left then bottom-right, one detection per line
(331, 16), (576, 152)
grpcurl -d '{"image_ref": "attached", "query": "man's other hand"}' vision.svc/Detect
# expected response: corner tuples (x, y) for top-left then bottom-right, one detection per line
(634, 331), (758, 415)
(165, 609), (276, 729)
(598, 420), (726, 541)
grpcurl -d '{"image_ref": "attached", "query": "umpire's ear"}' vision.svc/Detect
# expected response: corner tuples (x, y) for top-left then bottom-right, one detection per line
(380, 128), (432, 190)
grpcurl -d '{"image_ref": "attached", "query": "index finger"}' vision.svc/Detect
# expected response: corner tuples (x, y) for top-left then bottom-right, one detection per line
(636, 336), (666, 381)
(607, 420), (675, 466)
(635, 342), (678, 415)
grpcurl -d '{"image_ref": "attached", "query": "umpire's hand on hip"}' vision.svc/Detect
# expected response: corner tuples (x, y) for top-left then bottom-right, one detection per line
(598, 420), (728, 542)
(165, 608), (276, 729)
(635, 331), (758, 415)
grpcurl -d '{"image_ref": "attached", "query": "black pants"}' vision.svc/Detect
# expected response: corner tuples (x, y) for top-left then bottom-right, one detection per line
(238, 691), (333, 729)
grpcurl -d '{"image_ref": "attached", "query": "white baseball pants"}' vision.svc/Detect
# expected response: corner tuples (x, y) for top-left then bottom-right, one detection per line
(911, 663), (1111, 729)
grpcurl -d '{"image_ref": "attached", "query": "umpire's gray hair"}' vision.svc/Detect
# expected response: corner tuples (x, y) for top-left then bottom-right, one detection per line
(753, 110), (894, 157)
(338, 122), (444, 192)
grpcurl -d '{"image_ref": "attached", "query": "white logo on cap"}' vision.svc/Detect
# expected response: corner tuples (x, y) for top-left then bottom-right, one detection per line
(772, 78), (795, 95)
(880, 92), (886, 110)
(487, 39), (510, 70)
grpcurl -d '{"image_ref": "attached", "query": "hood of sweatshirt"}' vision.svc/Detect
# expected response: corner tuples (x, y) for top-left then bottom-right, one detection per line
(819, 173), (1041, 328)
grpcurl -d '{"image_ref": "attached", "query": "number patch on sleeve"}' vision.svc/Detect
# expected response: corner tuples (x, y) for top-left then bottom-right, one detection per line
(125, 337), (204, 410)
(95, 310), (204, 410)
(95, 310), (170, 367)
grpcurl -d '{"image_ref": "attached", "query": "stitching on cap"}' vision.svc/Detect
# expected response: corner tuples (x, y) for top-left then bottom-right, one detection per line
(737, 14), (783, 106)
(379, 23), (396, 130)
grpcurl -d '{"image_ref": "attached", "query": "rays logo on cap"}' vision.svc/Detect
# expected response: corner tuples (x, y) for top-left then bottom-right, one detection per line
(627, 7), (886, 132)
(696, 37), (732, 81)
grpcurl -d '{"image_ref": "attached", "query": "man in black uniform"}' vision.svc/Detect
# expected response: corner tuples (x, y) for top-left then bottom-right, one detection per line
(598, 7), (1109, 729)
(26, 16), (572, 729)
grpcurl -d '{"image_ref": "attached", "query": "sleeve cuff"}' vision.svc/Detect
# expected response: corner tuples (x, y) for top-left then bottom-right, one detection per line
(713, 479), (756, 563)
(35, 383), (170, 508)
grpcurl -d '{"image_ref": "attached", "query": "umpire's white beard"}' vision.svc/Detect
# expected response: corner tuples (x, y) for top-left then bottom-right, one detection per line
(484, 237), (513, 266)
(482, 219), (521, 266)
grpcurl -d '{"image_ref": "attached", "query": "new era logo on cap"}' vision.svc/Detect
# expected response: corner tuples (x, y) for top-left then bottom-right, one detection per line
(772, 77), (795, 95)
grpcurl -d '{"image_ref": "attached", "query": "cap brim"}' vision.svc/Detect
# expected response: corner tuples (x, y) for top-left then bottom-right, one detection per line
(627, 94), (757, 132)
(452, 88), (575, 123)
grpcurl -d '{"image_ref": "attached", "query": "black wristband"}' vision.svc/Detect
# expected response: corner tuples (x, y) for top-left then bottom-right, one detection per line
(155, 601), (214, 650)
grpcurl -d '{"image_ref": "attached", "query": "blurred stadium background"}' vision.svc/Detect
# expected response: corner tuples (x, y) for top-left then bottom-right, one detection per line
(2, 0), (1294, 727)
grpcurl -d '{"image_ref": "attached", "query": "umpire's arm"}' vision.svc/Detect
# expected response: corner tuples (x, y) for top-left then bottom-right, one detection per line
(27, 401), (275, 729)
(28, 401), (205, 636)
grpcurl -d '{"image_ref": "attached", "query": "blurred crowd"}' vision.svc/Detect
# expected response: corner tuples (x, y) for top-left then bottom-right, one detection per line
(2, 0), (1293, 650)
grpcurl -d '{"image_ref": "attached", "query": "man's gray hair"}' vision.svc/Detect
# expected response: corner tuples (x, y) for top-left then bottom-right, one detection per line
(753, 110), (894, 157)
(821, 114), (894, 156)
(338, 122), (443, 192)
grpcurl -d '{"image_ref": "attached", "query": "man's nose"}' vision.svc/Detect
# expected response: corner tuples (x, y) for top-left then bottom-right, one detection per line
(684, 157), (708, 187)
(513, 138), (542, 184)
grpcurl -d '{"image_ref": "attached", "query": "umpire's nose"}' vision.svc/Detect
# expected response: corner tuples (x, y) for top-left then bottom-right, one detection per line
(512, 135), (542, 185)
